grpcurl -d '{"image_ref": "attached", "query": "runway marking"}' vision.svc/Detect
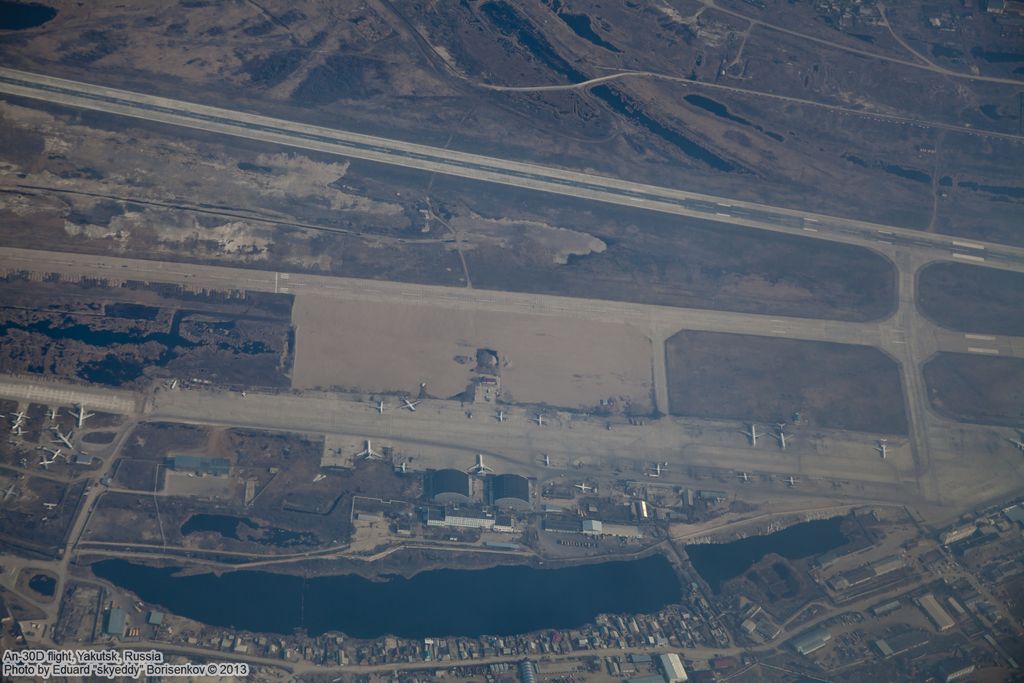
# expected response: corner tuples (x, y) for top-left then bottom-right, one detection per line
(966, 347), (999, 355)
(952, 240), (985, 250)
(965, 334), (996, 341)
(952, 252), (986, 262)
(802, 227), (818, 233)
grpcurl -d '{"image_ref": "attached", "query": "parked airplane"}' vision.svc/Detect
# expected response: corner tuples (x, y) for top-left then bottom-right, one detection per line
(496, 410), (507, 423)
(469, 453), (494, 475)
(574, 482), (594, 493)
(876, 438), (888, 459)
(376, 400), (387, 414)
(357, 440), (381, 460)
(71, 404), (95, 428)
(541, 453), (551, 468)
(313, 473), (326, 483)
(42, 502), (57, 510)
(1, 484), (16, 500)
(737, 472), (751, 482)
(38, 455), (57, 469)
(40, 446), (64, 460)
(533, 414), (545, 426)
(401, 398), (421, 412)
(1009, 432), (1024, 452)
(743, 424), (760, 447)
(47, 407), (59, 422)
(396, 461), (409, 474)
(785, 476), (799, 487)
(647, 462), (668, 477)
(774, 424), (788, 450)
(9, 411), (27, 430)
(52, 428), (74, 450)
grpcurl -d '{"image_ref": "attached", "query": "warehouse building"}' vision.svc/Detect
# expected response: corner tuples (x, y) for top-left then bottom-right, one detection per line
(656, 653), (688, 683)
(426, 506), (494, 529)
(104, 607), (126, 637)
(791, 628), (831, 655)
(425, 469), (472, 504)
(489, 474), (531, 511)
(166, 455), (230, 476)
(916, 593), (955, 631)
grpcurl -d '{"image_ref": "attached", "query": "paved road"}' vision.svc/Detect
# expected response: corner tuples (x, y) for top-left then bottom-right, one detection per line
(3, 67), (1024, 271)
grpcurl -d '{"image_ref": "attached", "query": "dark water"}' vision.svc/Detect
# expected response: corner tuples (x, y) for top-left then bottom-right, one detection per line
(481, 1), (586, 82)
(181, 513), (256, 540)
(958, 180), (1024, 199)
(882, 164), (931, 184)
(0, 1), (56, 30)
(92, 555), (681, 638)
(971, 47), (1024, 63)
(28, 574), (56, 596)
(592, 85), (740, 172)
(931, 44), (963, 59)
(683, 95), (785, 142)
(180, 514), (318, 547)
(558, 13), (620, 52)
(687, 517), (847, 594)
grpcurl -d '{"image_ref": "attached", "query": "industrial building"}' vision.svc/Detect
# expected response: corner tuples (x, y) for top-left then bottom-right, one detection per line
(916, 593), (955, 631)
(104, 608), (126, 637)
(941, 524), (977, 546)
(543, 514), (583, 534)
(425, 506), (494, 530)
(166, 455), (230, 476)
(425, 469), (472, 504)
(790, 628), (831, 655)
(489, 474), (531, 511)
(656, 653), (688, 683)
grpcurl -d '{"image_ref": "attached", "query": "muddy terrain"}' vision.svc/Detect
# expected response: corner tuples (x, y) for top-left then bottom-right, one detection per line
(923, 353), (1024, 426)
(665, 331), (908, 434)
(917, 262), (1024, 336)
(0, 275), (294, 388)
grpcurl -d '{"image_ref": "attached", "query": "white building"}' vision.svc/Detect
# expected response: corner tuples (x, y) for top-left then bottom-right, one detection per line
(656, 653), (688, 683)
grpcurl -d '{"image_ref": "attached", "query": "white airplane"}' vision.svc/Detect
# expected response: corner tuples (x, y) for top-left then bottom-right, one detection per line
(376, 400), (387, 414)
(1, 484), (16, 500)
(313, 473), (326, 483)
(71, 404), (95, 428)
(774, 424), (788, 450)
(12, 425), (23, 437)
(357, 440), (381, 460)
(401, 398), (421, 412)
(52, 428), (74, 449)
(738, 472), (751, 482)
(496, 410), (507, 423)
(533, 414), (545, 426)
(396, 461), (409, 474)
(743, 424), (760, 447)
(42, 502), (57, 510)
(876, 438), (888, 459)
(40, 446), (64, 460)
(541, 453), (551, 467)
(647, 462), (668, 477)
(785, 476), (798, 487)
(38, 455), (57, 469)
(1008, 433), (1024, 452)
(574, 482), (594, 493)
(47, 407), (59, 422)
(469, 453), (494, 475)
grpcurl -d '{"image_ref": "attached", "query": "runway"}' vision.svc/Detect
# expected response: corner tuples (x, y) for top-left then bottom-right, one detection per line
(3, 67), (1024, 270)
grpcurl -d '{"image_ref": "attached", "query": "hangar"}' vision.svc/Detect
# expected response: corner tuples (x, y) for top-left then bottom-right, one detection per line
(489, 473), (531, 511)
(425, 469), (472, 504)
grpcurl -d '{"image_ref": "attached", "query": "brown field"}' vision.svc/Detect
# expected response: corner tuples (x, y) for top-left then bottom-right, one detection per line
(665, 331), (907, 434)
(917, 262), (1024, 336)
(291, 295), (654, 412)
(923, 353), (1024, 426)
